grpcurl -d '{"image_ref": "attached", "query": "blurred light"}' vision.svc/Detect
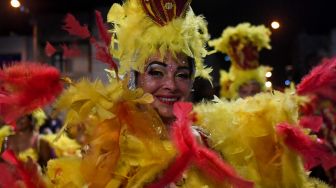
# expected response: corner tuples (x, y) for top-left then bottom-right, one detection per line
(18, 5), (29, 13)
(285, 80), (291, 86)
(271, 21), (280, 29)
(265, 81), (272, 88)
(285, 65), (293, 71)
(224, 55), (230, 62)
(10, 0), (21, 8)
(265, 71), (272, 78)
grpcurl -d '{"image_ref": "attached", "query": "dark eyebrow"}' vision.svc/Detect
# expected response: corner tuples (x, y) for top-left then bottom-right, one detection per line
(146, 61), (191, 72)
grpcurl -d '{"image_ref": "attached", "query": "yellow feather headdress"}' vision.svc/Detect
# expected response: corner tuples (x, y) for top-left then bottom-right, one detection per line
(209, 22), (271, 69)
(107, 0), (212, 81)
(209, 23), (272, 99)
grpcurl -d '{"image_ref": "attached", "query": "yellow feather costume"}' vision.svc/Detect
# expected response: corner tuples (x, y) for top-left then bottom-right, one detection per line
(194, 91), (328, 187)
(209, 23), (272, 99)
(43, 0), (222, 186)
(45, 78), (176, 187)
(46, 157), (86, 188)
(220, 65), (272, 99)
(42, 1), (328, 187)
(46, 78), (230, 187)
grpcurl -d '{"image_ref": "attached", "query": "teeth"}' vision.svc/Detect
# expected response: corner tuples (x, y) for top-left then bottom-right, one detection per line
(159, 97), (178, 102)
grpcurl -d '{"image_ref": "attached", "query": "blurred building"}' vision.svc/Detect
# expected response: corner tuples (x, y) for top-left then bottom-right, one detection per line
(0, 5), (111, 83)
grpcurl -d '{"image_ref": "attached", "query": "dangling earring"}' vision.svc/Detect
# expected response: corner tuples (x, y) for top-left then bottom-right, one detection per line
(128, 70), (136, 90)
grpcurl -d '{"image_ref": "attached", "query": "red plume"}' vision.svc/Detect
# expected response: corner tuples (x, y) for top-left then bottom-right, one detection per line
(95, 10), (111, 46)
(94, 42), (119, 72)
(45, 42), (57, 57)
(61, 44), (81, 58)
(297, 57), (336, 101)
(1, 150), (46, 188)
(0, 62), (63, 126)
(60, 12), (118, 75)
(0, 163), (18, 188)
(148, 102), (253, 188)
(276, 123), (336, 170)
(63, 13), (91, 39)
(91, 10), (118, 73)
(299, 115), (323, 132)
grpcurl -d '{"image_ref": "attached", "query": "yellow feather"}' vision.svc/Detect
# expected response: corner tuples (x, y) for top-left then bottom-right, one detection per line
(0, 125), (13, 150)
(46, 157), (86, 187)
(41, 134), (81, 157)
(194, 91), (319, 187)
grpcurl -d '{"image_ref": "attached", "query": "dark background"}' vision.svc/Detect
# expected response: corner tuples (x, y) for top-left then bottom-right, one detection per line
(1, 0), (335, 99)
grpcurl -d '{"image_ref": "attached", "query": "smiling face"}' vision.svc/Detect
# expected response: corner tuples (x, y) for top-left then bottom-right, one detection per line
(137, 51), (194, 126)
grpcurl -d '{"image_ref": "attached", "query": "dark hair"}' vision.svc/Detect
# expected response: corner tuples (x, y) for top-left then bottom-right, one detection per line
(187, 56), (196, 78)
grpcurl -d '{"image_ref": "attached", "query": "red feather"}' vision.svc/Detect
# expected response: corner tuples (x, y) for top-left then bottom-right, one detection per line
(147, 152), (192, 188)
(95, 10), (111, 46)
(91, 38), (119, 73)
(91, 11), (118, 73)
(195, 147), (254, 188)
(1, 150), (46, 188)
(61, 12), (118, 75)
(148, 102), (253, 188)
(2, 150), (34, 188)
(45, 42), (56, 57)
(0, 62), (63, 125)
(0, 163), (20, 188)
(299, 95), (318, 115)
(63, 13), (91, 39)
(297, 57), (336, 101)
(61, 44), (81, 58)
(299, 115), (323, 132)
(276, 123), (336, 170)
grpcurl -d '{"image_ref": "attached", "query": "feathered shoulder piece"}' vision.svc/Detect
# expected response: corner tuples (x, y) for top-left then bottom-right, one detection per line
(194, 91), (331, 187)
(107, 0), (212, 80)
(50, 77), (173, 187)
